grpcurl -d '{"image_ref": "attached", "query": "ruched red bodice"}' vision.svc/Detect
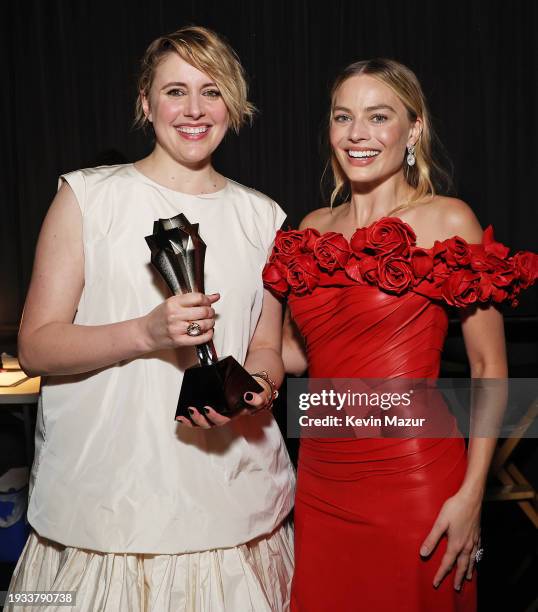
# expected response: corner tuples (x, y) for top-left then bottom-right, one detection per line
(290, 285), (447, 379)
(264, 218), (537, 612)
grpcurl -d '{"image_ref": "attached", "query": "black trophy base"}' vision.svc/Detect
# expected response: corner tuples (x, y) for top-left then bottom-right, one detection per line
(176, 356), (264, 420)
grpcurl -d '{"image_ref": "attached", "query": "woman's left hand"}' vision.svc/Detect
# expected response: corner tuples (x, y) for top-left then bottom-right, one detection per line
(176, 384), (273, 428)
(419, 488), (483, 590)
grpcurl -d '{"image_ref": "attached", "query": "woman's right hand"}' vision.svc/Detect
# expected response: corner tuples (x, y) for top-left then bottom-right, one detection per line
(141, 292), (220, 351)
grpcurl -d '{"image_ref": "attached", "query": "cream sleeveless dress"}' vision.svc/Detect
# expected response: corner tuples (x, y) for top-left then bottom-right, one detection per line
(7, 164), (295, 611)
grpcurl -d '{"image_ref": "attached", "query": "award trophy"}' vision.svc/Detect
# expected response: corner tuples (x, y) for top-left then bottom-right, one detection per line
(145, 213), (263, 421)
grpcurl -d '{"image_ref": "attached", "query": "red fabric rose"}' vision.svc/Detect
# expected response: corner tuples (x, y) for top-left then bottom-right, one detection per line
(344, 254), (363, 282)
(302, 228), (321, 251)
(469, 244), (517, 293)
(429, 241), (451, 277)
(377, 257), (414, 294)
(476, 274), (510, 303)
(513, 251), (538, 289)
(262, 259), (289, 297)
(314, 232), (350, 271)
(350, 227), (368, 256)
(360, 255), (379, 284)
(366, 218), (416, 256)
(287, 254), (320, 295)
(489, 259), (517, 288)
(413, 275), (446, 300)
(410, 247), (434, 279)
(344, 254), (378, 284)
(443, 236), (472, 267)
(469, 245), (492, 273)
(273, 230), (305, 261)
(441, 269), (480, 307)
(482, 225), (510, 259)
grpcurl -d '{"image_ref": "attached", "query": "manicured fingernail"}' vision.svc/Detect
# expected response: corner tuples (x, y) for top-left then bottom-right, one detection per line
(433, 582), (439, 589)
(420, 547), (429, 556)
(188, 408), (195, 415)
(245, 393), (253, 401)
(455, 584), (461, 591)
(201, 407), (209, 415)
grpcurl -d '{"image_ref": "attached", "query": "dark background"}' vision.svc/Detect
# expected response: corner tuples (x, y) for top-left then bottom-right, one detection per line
(1, 1), (537, 610)
(2, 0), (537, 324)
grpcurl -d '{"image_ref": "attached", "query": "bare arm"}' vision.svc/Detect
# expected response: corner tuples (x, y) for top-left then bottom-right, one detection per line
(440, 200), (508, 494)
(459, 304), (507, 497)
(282, 307), (308, 376)
(18, 182), (217, 377)
(243, 289), (285, 384)
(420, 200), (508, 590)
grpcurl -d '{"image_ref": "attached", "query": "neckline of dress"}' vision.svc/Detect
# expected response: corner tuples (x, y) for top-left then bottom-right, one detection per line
(129, 163), (230, 199)
(302, 215), (406, 238)
(297, 217), (484, 250)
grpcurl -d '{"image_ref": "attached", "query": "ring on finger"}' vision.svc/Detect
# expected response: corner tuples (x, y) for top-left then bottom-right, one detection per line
(474, 547), (484, 563)
(186, 321), (202, 337)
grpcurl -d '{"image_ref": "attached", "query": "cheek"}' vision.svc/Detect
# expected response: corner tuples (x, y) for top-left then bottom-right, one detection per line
(212, 102), (229, 128)
(378, 124), (408, 150)
(152, 97), (182, 123)
(329, 124), (345, 149)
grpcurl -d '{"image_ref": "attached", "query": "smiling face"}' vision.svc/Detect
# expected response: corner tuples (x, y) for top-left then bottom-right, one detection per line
(330, 74), (422, 187)
(141, 53), (229, 168)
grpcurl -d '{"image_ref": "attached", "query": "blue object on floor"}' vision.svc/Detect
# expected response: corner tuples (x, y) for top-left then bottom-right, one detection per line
(0, 486), (29, 563)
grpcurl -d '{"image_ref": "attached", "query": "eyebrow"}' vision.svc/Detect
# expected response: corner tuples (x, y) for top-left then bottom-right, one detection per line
(332, 104), (396, 113)
(365, 104), (396, 112)
(161, 81), (218, 89)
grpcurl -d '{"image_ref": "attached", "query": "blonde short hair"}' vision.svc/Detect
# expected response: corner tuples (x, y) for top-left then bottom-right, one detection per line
(327, 58), (450, 207)
(135, 26), (255, 134)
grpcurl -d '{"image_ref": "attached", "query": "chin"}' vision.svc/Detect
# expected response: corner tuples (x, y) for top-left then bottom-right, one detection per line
(173, 146), (213, 165)
(345, 167), (382, 183)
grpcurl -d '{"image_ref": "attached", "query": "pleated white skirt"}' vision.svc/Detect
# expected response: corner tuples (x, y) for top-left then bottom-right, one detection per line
(6, 521), (293, 611)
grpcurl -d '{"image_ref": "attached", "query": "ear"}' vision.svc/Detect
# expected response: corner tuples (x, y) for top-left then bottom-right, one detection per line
(140, 91), (153, 123)
(407, 117), (423, 147)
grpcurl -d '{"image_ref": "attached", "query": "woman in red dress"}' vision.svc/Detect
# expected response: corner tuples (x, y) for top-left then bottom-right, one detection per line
(263, 59), (537, 611)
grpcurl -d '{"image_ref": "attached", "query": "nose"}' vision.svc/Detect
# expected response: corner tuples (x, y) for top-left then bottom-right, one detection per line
(348, 118), (369, 143)
(184, 93), (204, 120)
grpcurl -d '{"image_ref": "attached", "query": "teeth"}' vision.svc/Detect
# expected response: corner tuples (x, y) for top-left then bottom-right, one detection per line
(348, 150), (380, 158)
(176, 126), (208, 134)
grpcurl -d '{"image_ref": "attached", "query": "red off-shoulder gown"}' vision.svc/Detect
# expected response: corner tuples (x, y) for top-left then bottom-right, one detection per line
(263, 219), (537, 612)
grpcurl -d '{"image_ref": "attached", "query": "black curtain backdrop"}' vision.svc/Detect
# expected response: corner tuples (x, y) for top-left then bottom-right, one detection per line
(2, 0), (537, 324)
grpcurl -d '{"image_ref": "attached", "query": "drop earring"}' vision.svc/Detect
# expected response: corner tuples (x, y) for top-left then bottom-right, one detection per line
(406, 144), (416, 166)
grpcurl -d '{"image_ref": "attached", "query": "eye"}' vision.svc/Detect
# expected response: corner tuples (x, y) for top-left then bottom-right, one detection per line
(371, 114), (388, 123)
(166, 88), (185, 97)
(333, 114), (351, 123)
(203, 89), (221, 98)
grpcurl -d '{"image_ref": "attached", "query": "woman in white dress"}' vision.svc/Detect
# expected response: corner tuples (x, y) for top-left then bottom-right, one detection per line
(7, 26), (295, 612)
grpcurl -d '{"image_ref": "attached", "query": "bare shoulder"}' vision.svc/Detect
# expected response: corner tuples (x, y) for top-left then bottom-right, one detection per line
(42, 181), (82, 232)
(419, 196), (483, 244)
(298, 206), (335, 232)
(54, 179), (79, 207)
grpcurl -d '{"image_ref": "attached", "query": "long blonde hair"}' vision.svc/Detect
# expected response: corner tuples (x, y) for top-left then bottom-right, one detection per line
(327, 58), (451, 208)
(134, 26), (255, 134)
